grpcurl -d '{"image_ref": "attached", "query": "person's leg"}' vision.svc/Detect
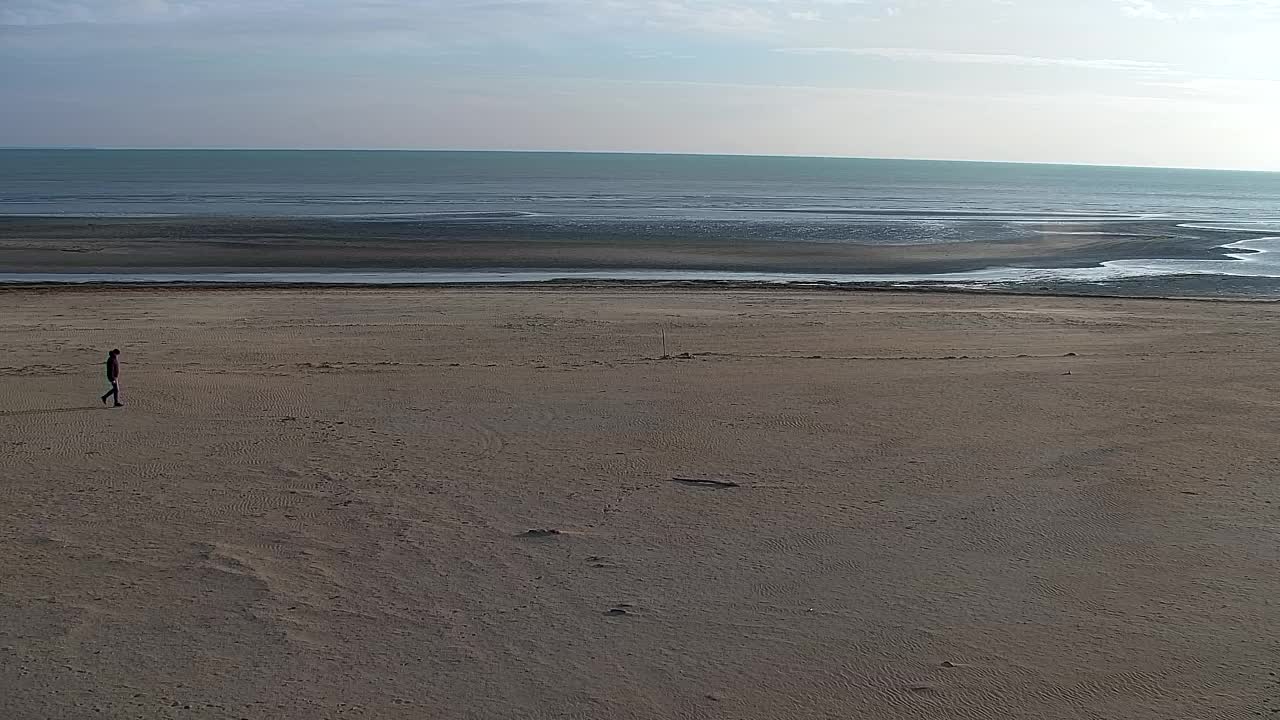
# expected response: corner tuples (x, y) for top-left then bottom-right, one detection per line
(111, 381), (122, 406)
(101, 382), (112, 404)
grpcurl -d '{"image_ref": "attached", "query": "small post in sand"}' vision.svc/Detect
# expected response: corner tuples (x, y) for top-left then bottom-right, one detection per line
(661, 328), (669, 359)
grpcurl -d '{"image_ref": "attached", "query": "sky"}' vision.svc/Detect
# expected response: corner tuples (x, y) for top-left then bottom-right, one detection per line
(2, 0), (1280, 169)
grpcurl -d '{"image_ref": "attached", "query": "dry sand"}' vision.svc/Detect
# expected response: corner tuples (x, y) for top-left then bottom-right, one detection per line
(2, 287), (1279, 719)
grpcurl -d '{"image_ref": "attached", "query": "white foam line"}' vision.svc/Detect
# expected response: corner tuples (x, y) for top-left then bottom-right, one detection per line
(1176, 222), (1280, 233)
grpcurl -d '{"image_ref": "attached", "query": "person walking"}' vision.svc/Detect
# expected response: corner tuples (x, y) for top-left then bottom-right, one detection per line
(101, 349), (122, 407)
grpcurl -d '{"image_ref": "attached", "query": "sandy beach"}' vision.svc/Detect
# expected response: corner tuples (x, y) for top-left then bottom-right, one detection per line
(3, 287), (1279, 719)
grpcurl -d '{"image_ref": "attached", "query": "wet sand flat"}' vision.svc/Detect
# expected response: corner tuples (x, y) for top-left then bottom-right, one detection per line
(0, 215), (1235, 275)
(2, 287), (1279, 719)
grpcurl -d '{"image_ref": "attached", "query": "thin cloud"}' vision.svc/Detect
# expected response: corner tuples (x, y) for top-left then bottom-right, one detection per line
(1144, 75), (1280, 101)
(0, 0), (813, 56)
(775, 47), (1178, 75)
(0, 0), (223, 26)
(0, 0), (790, 33)
(1112, 0), (1280, 20)
(1117, 0), (1174, 19)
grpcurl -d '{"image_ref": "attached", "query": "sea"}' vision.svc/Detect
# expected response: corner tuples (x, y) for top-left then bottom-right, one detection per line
(4, 149), (1280, 296)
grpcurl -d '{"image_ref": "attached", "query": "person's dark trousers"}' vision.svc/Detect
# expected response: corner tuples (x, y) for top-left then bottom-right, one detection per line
(101, 381), (120, 406)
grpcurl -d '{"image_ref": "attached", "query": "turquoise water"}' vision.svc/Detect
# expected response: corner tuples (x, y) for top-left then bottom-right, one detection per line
(4, 149), (1280, 293)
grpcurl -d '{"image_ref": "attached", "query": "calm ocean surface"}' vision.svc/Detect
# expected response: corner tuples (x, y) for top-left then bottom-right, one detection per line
(4, 149), (1280, 293)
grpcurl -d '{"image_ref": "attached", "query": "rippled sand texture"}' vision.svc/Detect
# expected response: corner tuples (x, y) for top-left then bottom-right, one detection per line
(2, 288), (1278, 719)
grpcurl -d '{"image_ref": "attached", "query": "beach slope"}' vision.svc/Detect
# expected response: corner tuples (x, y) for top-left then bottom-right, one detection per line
(1, 288), (1277, 719)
